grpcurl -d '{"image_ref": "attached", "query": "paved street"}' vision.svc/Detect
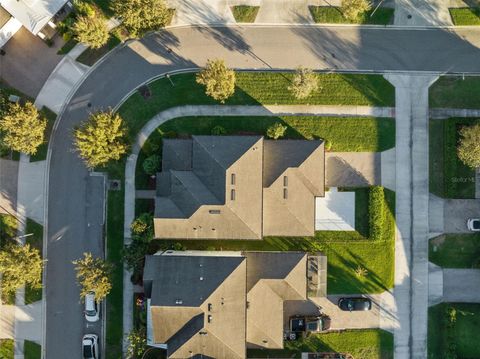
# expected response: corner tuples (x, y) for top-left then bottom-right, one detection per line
(45, 25), (480, 358)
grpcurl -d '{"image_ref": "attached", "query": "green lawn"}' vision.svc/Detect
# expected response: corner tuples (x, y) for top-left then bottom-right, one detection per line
(0, 339), (13, 359)
(429, 303), (480, 359)
(231, 6), (260, 22)
(76, 33), (122, 66)
(135, 115), (395, 190)
(449, 7), (480, 25)
(309, 6), (394, 25)
(248, 329), (393, 359)
(429, 234), (480, 268)
(30, 107), (57, 162)
(25, 219), (43, 304)
(24, 340), (41, 359)
(429, 118), (477, 198)
(430, 76), (480, 109)
(119, 72), (395, 136)
(152, 188), (395, 294)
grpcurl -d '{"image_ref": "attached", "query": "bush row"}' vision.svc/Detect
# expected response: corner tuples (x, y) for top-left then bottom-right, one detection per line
(369, 186), (385, 241)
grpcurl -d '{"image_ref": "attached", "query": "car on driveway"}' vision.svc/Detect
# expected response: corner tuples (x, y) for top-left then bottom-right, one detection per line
(338, 297), (372, 312)
(84, 292), (99, 322)
(467, 218), (480, 232)
(82, 334), (98, 359)
(289, 315), (331, 334)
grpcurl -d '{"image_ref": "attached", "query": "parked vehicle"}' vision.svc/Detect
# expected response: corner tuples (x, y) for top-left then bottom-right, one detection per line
(467, 218), (480, 232)
(84, 291), (100, 323)
(82, 334), (98, 359)
(338, 297), (372, 312)
(289, 315), (331, 334)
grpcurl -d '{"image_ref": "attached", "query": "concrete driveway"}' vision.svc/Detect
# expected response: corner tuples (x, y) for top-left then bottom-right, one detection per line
(443, 269), (480, 303)
(444, 199), (480, 233)
(0, 28), (64, 98)
(325, 152), (381, 188)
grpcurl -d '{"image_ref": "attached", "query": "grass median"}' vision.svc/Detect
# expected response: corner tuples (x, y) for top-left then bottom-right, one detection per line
(231, 5), (260, 22)
(449, 7), (480, 25)
(309, 6), (394, 25)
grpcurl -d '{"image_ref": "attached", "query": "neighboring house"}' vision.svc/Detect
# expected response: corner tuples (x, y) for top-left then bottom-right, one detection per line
(154, 135), (325, 240)
(143, 250), (327, 359)
(0, 0), (71, 47)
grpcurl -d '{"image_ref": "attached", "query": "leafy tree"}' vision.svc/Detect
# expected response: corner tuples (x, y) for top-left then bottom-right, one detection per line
(72, 253), (112, 300)
(126, 327), (147, 359)
(73, 15), (109, 49)
(196, 59), (236, 103)
(111, 0), (171, 38)
(130, 213), (154, 237)
(341, 0), (371, 21)
(73, 0), (96, 17)
(266, 123), (287, 140)
(0, 243), (43, 298)
(457, 124), (480, 169)
(288, 67), (319, 99)
(211, 125), (227, 135)
(0, 102), (46, 155)
(142, 154), (161, 175)
(123, 238), (149, 275)
(74, 110), (128, 169)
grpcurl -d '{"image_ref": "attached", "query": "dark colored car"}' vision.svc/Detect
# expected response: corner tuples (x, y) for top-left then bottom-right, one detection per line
(338, 297), (372, 312)
(289, 315), (331, 333)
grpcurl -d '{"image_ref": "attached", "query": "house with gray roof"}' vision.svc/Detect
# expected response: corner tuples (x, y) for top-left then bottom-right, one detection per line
(143, 250), (327, 359)
(154, 135), (324, 240)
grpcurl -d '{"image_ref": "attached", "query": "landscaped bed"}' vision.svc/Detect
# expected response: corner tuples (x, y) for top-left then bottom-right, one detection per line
(449, 7), (480, 25)
(429, 234), (480, 268)
(429, 118), (477, 199)
(0, 339), (14, 359)
(25, 219), (43, 304)
(231, 5), (260, 23)
(429, 303), (480, 359)
(430, 76), (480, 109)
(309, 6), (394, 25)
(248, 329), (394, 359)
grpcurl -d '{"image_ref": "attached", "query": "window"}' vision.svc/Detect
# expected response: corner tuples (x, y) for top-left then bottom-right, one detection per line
(283, 176), (288, 186)
(231, 189), (236, 201)
(283, 188), (288, 199)
(209, 210), (221, 214)
(231, 173), (236, 185)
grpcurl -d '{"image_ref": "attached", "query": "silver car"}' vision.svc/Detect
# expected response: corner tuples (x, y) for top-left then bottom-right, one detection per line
(82, 334), (98, 359)
(467, 218), (480, 232)
(84, 292), (100, 323)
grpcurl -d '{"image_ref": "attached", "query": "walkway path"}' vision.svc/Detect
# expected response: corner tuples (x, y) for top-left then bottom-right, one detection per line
(385, 74), (436, 359)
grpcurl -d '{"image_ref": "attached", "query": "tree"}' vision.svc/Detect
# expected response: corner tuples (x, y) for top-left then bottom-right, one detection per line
(73, 15), (109, 49)
(288, 67), (319, 100)
(458, 124), (480, 169)
(266, 123), (287, 140)
(126, 328), (147, 359)
(0, 243), (43, 298)
(0, 102), (46, 155)
(130, 213), (154, 237)
(111, 0), (171, 38)
(142, 154), (161, 175)
(211, 125), (227, 135)
(341, 0), (371, 21)
(196, 59), (236, 103)
(74, 110), (128, 169)
(72, 253), (112, 300)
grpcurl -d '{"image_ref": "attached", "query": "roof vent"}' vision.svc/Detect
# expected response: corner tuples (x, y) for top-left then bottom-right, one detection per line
(208, 315), (213, 323)
(175, 299), (183, 305)
(200, 276), (204, 281)
(208, 303), (213, 311)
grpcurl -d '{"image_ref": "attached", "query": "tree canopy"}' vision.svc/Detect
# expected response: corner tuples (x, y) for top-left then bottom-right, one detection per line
(266, 123), (287, 140)
(111, 0), (171, 38)
(288, 67), (319, 99)
(0, 102), (46, 155)
(196, 59), (236, 103)
(73, 15), (109, 49)
(341, 0), (371, 20)
(0, 243), (43, 298)
(457, 123), (480, 169)
(73, 252), (112, 300)
(74, 110), (128, 169)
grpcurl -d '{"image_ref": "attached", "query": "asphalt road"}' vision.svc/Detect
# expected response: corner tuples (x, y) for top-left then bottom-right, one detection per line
(44, 25), (480, 359)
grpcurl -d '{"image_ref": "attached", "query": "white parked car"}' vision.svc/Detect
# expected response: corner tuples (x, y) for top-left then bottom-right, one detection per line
(82, 334), (98, 359)
(84, 292), (100, 323)
(467, 218), (480, 232)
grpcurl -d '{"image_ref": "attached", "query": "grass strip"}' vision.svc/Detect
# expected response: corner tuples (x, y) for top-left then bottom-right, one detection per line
(309, 6), (394, 25)
(449, 7), (480, 25)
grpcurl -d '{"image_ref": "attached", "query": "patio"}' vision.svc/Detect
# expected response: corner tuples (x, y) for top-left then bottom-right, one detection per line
(315, 188), (355, 231)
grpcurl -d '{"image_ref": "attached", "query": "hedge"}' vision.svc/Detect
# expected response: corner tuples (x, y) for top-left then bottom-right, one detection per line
(369, 186), (385, 241)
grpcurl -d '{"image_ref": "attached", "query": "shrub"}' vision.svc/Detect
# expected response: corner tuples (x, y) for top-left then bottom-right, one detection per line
(266, 123), (287, 140)
(369, 186), (385, 241)
(196, 59), (236, 103)
(142, 154), (161, 175)
(325, 139), (333, 151)
(211, 125), (227, 135)
(73, 15), (109, 49)
(73, 0), (96, 17)
(126, 328), (147, 359)
(341, 0), (371, 20)
(457, 123), (480, 169)
(130, 213), (154, 238)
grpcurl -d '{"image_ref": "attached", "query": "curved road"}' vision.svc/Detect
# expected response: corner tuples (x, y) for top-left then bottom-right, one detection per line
(45, 25), (480, 359)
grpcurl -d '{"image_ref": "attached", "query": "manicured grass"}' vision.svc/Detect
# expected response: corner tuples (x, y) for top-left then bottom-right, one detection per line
(231, 6), (260, 23)
(135, 199), (154, 217)
(0, 339), (13, 359)
(429, 118), (477, 198)
(119, 72), (395, 136)
(430, 76), (480, 109)
(429, 234), (480, 268)
(248, 329), (393, 359)
(153, 188), (395, 294)
(24, 340), (41, 359)
(449, 8), (480, 25)
(76, 33), (122, 66)
(135, 116), (395, 189)
(309, 6), (394, 25)
(429, 303), (480, 359)
(25, 219), (43, 304)
(30, 107), (57, 162)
